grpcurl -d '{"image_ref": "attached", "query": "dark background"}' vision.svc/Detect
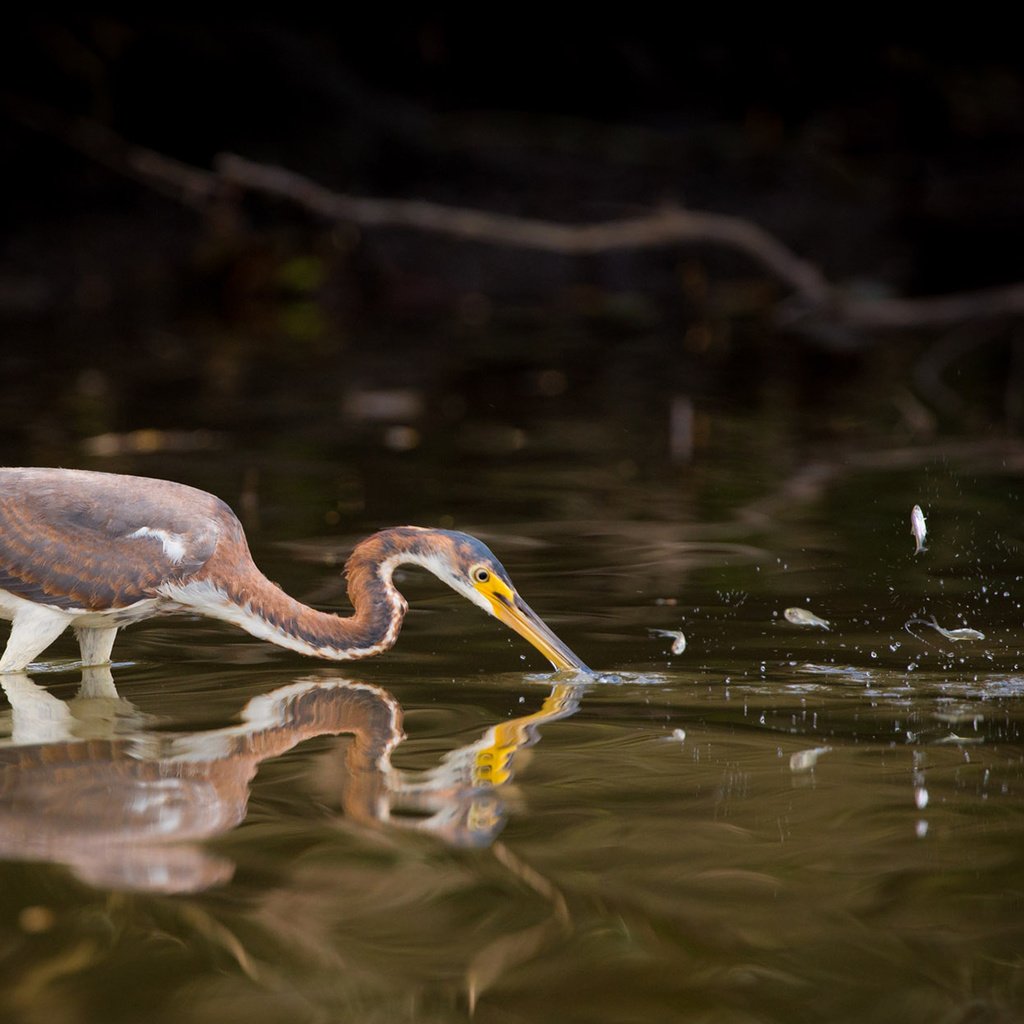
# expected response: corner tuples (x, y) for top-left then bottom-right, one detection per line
(3, 24), (1024, 461)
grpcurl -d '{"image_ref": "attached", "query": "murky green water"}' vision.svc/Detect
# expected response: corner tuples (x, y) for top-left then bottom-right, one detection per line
(3, 348), (1024, 1022)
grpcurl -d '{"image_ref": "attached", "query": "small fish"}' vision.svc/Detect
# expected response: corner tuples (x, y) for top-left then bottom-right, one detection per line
(790, 746), (832, 772)
(784, 607), (831, 630)
(649, 628), (686, 655)
(934, 732), (985, 746)
(908, 615), (985, 642)
(911, 504), (927, 554)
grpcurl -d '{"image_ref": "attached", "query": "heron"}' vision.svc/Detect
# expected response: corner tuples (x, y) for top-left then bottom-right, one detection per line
(0, 468), (590, 674)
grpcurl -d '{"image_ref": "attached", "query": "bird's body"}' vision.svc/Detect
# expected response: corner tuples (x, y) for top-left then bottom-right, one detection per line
(0, 468), (588, 674)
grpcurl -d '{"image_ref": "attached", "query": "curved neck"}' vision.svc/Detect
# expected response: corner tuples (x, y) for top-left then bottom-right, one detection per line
(202, 527), (439, 661)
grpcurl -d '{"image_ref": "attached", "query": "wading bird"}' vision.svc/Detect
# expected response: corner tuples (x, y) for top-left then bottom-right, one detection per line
(0, 468), (589, 674)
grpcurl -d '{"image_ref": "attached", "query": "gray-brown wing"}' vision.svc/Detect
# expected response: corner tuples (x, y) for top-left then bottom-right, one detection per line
(0, 468), (227, 611)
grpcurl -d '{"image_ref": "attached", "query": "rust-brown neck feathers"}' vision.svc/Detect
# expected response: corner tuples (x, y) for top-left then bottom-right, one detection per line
(196, 527), (450, 661)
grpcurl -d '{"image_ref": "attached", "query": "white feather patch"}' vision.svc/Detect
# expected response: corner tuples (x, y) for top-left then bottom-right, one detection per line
(128, 526), (188, 564)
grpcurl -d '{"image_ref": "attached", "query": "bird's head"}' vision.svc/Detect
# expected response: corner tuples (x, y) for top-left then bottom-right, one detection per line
(388, 529), (590, 673)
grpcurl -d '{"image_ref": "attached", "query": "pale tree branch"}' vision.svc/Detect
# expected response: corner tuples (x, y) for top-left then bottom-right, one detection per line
(4, 95), (218, 208)
(211, 153), (1024, 330)
(6, 95), (1024, 331)
(214, 152), (833, 307)
(838, 285), (1024, 329)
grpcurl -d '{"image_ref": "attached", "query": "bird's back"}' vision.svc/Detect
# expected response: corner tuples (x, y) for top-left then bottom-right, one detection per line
(0, 468), (236, 611)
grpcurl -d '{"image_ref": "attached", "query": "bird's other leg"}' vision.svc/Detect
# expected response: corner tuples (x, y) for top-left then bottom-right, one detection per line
(0, 608), (71, 673)
(75, 626), (119, 668)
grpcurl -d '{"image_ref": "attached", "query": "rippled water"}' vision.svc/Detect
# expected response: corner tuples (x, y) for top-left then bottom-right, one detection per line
(3, 376), (1024, 1021)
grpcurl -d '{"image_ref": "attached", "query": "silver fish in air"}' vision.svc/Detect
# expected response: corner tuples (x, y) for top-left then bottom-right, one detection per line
(909, 615), (985, 642)
(911, 504), (927, 555)
(649, 628), (687, 655)
(784, 607), (831, 630)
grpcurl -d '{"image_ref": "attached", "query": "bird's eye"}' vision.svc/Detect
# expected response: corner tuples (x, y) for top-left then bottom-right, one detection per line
(473, 567), (491, 583)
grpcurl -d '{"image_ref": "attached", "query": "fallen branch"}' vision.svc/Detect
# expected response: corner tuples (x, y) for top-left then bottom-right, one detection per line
(7, 94), (1024, 330)
(215, 152), (833, 307)
(211, 153), (1024, 330)
(841, 285), (1024, 329)
(4, 95), (217, 209)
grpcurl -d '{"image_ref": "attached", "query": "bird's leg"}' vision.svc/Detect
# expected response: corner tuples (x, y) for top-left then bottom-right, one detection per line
(0, 608), (70, 673)
(74, 626), (119, 668)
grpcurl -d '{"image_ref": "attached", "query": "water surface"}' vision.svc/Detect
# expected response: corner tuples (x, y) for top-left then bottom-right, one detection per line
(2, 385), (1024, 1023)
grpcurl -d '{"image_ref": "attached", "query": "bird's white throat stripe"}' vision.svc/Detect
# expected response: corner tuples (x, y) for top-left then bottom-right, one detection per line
(380, 549), (492, 616)
(156, 579), (401, 661)
(128, 526), (188, 564)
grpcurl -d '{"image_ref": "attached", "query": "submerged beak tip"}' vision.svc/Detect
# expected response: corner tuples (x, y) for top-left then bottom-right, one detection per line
(492, 591), (589, 673)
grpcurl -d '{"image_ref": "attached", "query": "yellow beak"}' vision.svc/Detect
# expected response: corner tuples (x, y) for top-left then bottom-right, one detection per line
(487, 590), (590, 673)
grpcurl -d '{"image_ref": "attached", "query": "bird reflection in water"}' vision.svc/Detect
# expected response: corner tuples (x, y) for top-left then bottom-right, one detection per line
(0, 669), (585, 893)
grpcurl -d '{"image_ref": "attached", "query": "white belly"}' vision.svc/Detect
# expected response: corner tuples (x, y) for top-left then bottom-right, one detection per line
(0, 588), (167, 628)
